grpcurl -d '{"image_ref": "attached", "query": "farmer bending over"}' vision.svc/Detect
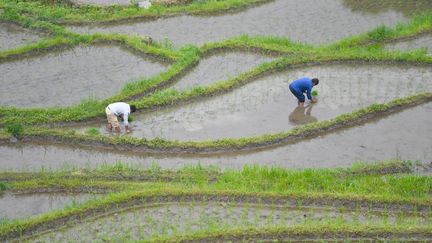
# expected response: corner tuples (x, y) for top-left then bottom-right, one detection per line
(289, 77), (319, 107)
(105, 102), (137, 134)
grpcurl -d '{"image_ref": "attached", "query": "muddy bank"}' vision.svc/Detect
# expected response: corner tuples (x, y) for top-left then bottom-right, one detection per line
(0, 192), (97, 219)
(83, 63), (432, 141)
(0, 22), (44, 52)
(2, 102), (431, 171)
(386, 35), (432, 55)
(171, 51), (274, 90)
(0, 44), (167, 108)
(69, 0), (415, 47)
(31, 201), (427, 241)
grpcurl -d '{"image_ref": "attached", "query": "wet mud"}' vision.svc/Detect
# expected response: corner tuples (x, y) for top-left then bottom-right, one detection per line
(0, 22), (44, 51)
(69, 0), (417, 46)
(0, 44), (167, 108)
(386, 35), (432, 55)
(31, 202), (427, 241)
(0, 192), (97, 219)
(2, 102), (431, 171)
(171, 51), (274, 90)
(86, 63), (432, 141)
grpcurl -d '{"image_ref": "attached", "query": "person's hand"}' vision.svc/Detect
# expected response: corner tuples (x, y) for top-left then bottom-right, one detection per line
(311, 97), (318, 103)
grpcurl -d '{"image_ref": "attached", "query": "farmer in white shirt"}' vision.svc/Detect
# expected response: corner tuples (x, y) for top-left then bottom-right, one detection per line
(105, 102), (137, 133)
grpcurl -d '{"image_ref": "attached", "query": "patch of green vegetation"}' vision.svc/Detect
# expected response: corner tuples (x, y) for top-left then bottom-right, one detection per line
(5, 123), (23, 137)
(85, 127), (100, 136)
(311, 90), (318, 96)
(0, 182), (9, 191)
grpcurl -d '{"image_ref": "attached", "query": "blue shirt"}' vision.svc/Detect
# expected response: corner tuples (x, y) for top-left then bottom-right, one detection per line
(290, 77), (313, 100)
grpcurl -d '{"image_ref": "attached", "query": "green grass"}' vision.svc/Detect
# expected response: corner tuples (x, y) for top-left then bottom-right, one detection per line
(1, 0), (272, 23)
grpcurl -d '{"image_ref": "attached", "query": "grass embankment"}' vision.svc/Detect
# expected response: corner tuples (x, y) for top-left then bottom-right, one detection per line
(1, 0), (272, 23)
(330, 11), (432, 48)
(155, 224), (432, 242)
(3, 92), (430, 153)
(0, 161), (431, 240)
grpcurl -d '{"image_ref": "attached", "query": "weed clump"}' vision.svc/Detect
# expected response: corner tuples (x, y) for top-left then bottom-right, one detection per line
(0, 182), (8, 191)
(312, 90), (318, 96)
(368, 25), (395, 41)
(85, 127), (100, 136)
(6, 123), (23, 137)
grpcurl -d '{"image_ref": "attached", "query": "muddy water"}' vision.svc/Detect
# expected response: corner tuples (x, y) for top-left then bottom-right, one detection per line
(0, 192), (97, 219)
(386, 35), (432, 55)
(0, 45), (167, 108)
(87, 64), (432, 141)
(32, 202), (425, 241)
(0, 22), (44, 51)
(1, 102), (431, 171)
(171, 51), (274, 90)
(69, 0), (417, 47)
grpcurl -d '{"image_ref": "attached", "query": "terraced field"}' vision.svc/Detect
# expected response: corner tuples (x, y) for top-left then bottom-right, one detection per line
(1, 0), (432, 241)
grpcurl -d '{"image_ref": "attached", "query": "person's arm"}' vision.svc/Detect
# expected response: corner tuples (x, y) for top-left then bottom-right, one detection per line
(306, 86), (313, 100)
(123, 112), (130, 132)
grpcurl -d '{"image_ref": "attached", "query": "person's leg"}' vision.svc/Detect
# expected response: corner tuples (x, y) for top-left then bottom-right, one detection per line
(289, 85), (305, 106)
(106, 107), (120, 132)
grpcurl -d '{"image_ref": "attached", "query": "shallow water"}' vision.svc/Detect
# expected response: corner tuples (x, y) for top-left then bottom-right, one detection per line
(69, 0), (416, 47)
(171, 51), (274, 90)
(2, 102), (431, 171)
(0, 192), (97, 219)
(31, 202), (424, 241)
(0, 22), (44, 51)
(0, 44), (167, 108)
(88, 63), (432, 140)
(386, 35), (432, 55)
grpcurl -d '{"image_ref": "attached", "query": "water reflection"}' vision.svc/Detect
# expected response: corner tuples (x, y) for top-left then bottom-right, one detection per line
(343, 0), (432, 16)
(289, 104), (318, 125)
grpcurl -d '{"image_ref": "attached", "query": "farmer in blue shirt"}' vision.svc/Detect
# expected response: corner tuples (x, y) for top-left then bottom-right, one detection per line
(289, 77), (319, 107)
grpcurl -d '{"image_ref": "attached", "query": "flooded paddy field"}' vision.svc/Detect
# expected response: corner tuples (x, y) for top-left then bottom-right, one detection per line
(0, 192), (97, 220)
(386, 35), (432, 55)
(0, 22), (44, 51)
(171, 51), (274, 90)
(84, 63), (432, 140)
(3, 102), (431, 171)
(0, 44), (167, 108)
(30, 201), (428, 241)
(68, 0), (421, 47)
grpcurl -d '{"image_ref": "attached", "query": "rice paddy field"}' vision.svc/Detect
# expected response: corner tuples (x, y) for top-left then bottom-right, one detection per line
(0, 0), (432, 242)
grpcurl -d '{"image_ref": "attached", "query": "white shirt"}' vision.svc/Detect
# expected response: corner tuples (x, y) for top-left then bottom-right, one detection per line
(107, 102), (131, 126)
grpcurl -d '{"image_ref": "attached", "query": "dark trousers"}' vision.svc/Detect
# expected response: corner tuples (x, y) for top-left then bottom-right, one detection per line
(289, 84), (305, 102)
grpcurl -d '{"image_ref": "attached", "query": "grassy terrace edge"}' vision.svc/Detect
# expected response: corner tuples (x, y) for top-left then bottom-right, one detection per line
(1, 188), (431, 240)
(1, 0), (273, 24)
(0, 160), (413, 182)
(3, 93), (430, 154)
(156, 224), (432, 242)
